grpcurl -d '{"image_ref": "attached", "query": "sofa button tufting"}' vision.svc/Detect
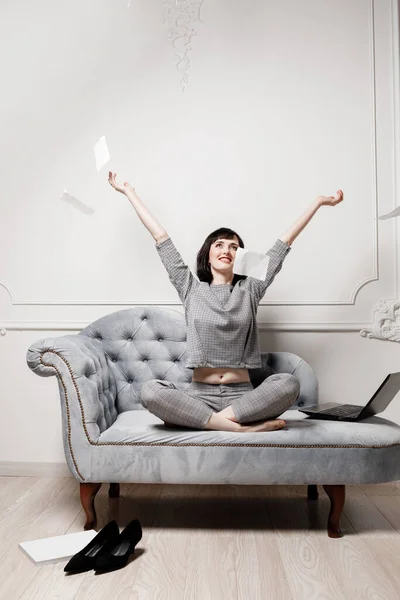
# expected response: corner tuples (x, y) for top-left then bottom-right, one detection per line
(128, 378), (134, 383)
(298, 401), (304, 407)
(112, 358), (117, 363)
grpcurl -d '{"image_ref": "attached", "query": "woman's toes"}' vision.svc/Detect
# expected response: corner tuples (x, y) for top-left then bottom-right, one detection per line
(235, 418), (287, 433)
(266, 419), (285, 430)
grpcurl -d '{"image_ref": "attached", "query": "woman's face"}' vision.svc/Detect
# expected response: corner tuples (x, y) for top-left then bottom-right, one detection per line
(208, 237), (240, 273)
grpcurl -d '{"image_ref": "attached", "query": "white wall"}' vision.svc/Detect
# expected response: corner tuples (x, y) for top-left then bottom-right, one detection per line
(1, 0), (400, 472)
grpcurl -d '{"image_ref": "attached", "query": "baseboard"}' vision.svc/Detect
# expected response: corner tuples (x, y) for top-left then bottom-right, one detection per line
(0, 462), (73, 477)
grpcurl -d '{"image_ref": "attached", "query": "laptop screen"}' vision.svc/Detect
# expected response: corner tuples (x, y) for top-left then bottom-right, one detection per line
(361, 373), (400, 417)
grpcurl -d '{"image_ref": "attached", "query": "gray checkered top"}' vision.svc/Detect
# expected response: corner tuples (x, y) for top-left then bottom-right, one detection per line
(156, 237), (291, 369)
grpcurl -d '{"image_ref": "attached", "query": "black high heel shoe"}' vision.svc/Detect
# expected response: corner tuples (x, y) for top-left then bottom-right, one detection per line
(94, 519), (142, 573)
(64, 520), (120, 573)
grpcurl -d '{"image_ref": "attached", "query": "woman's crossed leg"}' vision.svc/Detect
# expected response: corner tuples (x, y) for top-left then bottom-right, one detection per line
(141, 374), (300, 433)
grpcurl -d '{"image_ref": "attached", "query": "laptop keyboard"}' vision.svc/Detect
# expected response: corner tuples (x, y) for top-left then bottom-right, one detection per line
(317, 404), (362, 418)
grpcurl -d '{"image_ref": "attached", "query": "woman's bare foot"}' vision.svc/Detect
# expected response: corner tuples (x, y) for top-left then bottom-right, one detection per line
(240, 419), (286, 432)
(205, 411), (285, 432)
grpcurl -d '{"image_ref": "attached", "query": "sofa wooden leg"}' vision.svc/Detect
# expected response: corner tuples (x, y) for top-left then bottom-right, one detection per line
(323, 484), (345, 538)
(307, 485), (319, 500)
(80, 482), (102, 530)
(109, 483), (120, 498)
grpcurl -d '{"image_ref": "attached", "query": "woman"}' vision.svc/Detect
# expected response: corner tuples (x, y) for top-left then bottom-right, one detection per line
(108, 172), (343, 433)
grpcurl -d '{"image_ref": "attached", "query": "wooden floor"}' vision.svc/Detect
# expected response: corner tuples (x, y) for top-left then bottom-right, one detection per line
(2, 478), (400, 599)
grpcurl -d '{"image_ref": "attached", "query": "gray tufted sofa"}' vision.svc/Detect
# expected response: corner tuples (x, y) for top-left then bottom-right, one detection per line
(27, 307), (400, 538)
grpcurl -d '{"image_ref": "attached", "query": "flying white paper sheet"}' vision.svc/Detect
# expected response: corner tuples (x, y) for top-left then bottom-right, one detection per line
(94, 136), (110, 171)
(61, 189), (95, 214)
(378, 207), (400, 220)
(19, 530), (97, 565)
(233, 247), (270, 281)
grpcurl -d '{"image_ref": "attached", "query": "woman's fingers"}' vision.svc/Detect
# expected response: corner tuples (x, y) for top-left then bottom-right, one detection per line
(318, 190), (343, 206)
(333, 190), (343, 202)
(108, 172), (127, 194)
(108, 172), (121, 191)
(113, 173), (120, 189)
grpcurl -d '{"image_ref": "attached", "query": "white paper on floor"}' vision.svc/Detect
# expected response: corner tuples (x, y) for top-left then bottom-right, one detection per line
(19, 529), (97, 565)
(94, 135), (111, 171)
(378, 206), (400, 220)
(232, 247), (270, 280)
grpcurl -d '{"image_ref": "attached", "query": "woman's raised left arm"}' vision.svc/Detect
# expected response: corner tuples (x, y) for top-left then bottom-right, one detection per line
(279, 190), (344, 246)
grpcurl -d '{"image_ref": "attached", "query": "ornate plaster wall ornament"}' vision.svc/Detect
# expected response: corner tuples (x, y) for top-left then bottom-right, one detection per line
(360, 299), (400, 342)
(361, 207), (400, 342)
(162, 0), (204, 90)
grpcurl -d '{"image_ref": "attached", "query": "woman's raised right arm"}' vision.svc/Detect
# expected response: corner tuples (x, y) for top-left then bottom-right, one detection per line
(108, 172), (197, 302)
(108, 171), (169, 244)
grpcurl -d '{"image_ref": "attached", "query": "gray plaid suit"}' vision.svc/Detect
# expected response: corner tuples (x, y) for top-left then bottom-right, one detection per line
(141, 236), (299, 428)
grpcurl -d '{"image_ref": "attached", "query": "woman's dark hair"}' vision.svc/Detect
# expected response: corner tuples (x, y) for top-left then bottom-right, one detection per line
(196, 227), (247, 285)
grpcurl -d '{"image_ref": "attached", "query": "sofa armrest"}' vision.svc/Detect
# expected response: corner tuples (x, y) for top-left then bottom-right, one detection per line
(266, 351), (319, 409)
(26, 334), (118, 481)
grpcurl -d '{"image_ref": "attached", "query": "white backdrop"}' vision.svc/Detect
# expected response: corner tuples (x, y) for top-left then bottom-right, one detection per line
(1, 0), (400, 468)
(1, 0), (398, 321)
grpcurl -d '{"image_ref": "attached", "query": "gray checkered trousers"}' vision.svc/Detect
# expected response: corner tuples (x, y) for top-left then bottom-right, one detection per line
(141, 375), (300, 429)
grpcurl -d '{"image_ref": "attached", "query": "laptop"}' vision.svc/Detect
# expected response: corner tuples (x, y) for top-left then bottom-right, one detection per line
(298, 372), (400, 421)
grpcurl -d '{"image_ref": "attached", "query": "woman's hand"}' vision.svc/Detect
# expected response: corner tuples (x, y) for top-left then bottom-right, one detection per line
(317, 190), (344, 207)
(108, 172), (136, 196)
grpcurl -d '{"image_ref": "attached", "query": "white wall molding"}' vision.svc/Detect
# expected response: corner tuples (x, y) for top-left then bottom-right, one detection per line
(0, 320), (373, 333)
(360, 0), (400, 344)
(0, 281), (14, 302)
(391, 0), (400, 299)
(346, 0), (380, 305)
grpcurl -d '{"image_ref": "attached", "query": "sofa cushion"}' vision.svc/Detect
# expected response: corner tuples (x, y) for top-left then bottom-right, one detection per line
(98, 409), (400, 447)
(91, 410), (400, 485)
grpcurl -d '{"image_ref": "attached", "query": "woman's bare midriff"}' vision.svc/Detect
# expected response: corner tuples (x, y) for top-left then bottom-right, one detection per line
(192, 367), (251, 385)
